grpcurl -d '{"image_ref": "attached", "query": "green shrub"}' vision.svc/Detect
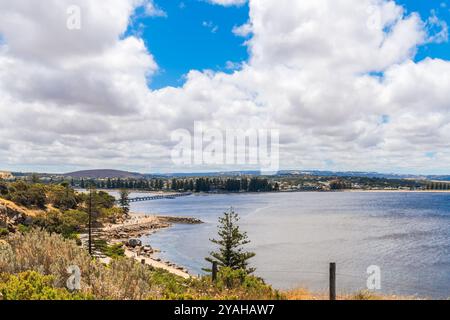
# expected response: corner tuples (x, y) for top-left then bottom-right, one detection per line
(93, 240), (125, 259)
(0, 181), (8, 196)
(31, 209), (87, 239)
(46, 184), (78, 211)
(0, 228), (9, 237)
(0, 271), (92, 300)
(6, 181), (46, 209)
(103, 243), (125, 259)
(212, 267), (279, 299)
(100, 207), (125, 223)
(217, 267), (247, 288)
(17, 224), (30, 234)
(159, 268), (281, 300)
(61, 210), (88, 231)
(149, 268), (191, 298)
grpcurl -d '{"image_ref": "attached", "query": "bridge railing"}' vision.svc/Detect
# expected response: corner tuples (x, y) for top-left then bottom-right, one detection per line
(115, 192), (192, 203)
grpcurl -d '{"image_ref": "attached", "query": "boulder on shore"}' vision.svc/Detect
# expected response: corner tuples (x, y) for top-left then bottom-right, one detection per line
(126, 238), (142, 248)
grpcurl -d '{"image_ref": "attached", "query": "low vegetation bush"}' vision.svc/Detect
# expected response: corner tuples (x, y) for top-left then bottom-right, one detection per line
(31, 209), (87, 239)
(100, 207), (126, 223)
(17, 224), (30, 234)
(0, 181), (130, 245)
(93, 240), (125, 259)
(0, 271), (92, 300)
(46, 184), (78, 211)
(0, 181), (8, 196)
(3, 181), (47, 209)
(174, 268), (281, 300)
(0, 228), (9, 237)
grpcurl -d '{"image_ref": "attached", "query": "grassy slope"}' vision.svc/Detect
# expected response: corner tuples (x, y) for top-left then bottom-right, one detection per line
(0, 198), (47, 218)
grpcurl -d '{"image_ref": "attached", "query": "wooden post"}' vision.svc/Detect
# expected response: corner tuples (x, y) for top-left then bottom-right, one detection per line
(329, 262), (336, 301)
(212, 261), (218, 282)
(88, 187), (92, 256)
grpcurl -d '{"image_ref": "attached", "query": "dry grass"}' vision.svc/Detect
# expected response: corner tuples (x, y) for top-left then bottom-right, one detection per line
(283, 288), (327, 300)
(343, 290), (421, 300)
(0, 198), (59, 218)
(0, 198), (31, 216)
(283, 288), (421, 300)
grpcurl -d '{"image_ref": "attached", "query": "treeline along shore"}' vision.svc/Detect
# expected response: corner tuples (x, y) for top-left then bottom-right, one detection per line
(69, 175), (450, 193)
(74, 176), (280, 193)
(3, 169), (450, 193)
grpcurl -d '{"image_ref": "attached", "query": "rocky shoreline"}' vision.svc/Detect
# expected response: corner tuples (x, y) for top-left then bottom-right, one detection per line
(97, 214), (204, 278)
(156, 216), (203, 225)
(103, 215), (203, 239)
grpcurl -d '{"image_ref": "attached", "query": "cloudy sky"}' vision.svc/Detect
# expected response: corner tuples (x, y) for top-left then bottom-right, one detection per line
(0, 0), (449, 174)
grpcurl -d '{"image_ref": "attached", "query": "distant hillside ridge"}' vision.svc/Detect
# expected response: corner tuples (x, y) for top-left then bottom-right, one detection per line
(64, 169), (144, 179)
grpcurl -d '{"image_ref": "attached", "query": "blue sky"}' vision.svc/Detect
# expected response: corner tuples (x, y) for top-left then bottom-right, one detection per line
(128, 0), (250, 89)
(398, 0), (450, 61)
(130, 0), (449, 89)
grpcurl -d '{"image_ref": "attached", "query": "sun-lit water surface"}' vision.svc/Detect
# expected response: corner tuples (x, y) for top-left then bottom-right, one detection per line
(122, 191), (450, 298)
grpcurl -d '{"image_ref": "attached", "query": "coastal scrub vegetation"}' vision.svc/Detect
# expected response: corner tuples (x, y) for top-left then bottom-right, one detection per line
(2, 180), (47, 209)
(0, 180), (125, 239)
(0, 271), (92, 300)
(0, 229), (279, 300)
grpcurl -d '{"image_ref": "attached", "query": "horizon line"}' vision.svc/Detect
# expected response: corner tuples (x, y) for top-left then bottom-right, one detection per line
(3, 168), (450, 177)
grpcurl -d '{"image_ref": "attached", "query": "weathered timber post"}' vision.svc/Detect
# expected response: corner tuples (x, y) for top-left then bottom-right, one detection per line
(330, 262), (336, 300)
(212, 261), (218, 282)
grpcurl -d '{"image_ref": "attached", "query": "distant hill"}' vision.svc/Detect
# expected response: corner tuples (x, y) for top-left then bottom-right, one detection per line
(64, 169), (144, 179)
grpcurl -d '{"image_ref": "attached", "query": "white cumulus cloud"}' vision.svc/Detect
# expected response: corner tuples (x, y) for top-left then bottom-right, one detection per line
(0, 0), (450, 174)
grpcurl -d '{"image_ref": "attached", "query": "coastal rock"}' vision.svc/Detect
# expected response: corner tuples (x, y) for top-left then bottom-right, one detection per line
(127, 238), (142, 248)
(143, 245), (153, 252)
(157, 216), (203, 225)
(0, 199), (27, 231)
(23, 217), (34, 226)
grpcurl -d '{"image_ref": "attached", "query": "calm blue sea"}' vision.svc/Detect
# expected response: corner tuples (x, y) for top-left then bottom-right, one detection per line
(125, 191), (450, 298)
